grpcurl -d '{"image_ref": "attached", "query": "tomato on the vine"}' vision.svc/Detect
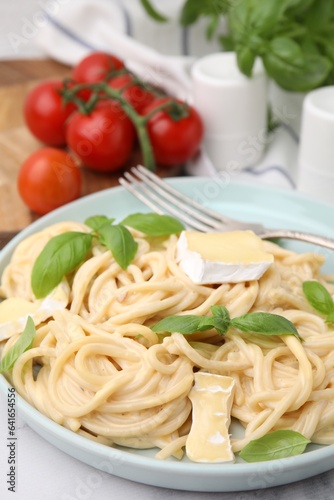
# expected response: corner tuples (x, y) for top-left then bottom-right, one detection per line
(71, 52), (124, 83)
(24, 80), (76, 146)
(66, 100), (135, 172)
(17, 148), (82, 215)
(142, 98), (204, 166)
(108, 73), (155, 113)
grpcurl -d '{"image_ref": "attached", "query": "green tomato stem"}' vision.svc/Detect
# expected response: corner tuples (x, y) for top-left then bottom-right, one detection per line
(61, 81), (189, 171)
(97, 83), (157, 171)
(62, 81), (157, 171)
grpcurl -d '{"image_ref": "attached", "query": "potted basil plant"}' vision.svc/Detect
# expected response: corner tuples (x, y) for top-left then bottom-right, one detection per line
(140, 0), (334, 132)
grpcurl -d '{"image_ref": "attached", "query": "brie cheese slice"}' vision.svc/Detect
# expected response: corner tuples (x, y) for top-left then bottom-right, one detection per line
(0, 281), (70, 341)
(186, 372), (235, 463)
(176, 230), (273, 284)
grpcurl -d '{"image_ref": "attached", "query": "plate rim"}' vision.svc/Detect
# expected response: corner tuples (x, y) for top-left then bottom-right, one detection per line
(1, 177), (334, 492)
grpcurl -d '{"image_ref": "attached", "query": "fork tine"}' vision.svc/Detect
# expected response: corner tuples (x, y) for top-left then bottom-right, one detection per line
(128, 167), (230, 231)
(134, 165), (262, 231)
(119, 165), (266, 233)
(120, 171), (215, 231)
(118, 167), (334, 251)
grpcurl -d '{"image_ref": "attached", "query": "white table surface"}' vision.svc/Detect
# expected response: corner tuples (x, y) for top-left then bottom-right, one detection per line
(1, 2), (334, 499)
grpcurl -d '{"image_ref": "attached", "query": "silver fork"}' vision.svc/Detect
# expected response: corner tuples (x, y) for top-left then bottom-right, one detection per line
(119, 165), (334, 250)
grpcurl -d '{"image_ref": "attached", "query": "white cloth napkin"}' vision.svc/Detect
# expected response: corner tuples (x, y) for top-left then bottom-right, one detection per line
(188, 125), (298, 190)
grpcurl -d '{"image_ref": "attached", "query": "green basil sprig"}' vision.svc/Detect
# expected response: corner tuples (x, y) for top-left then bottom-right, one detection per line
(152, 305), (301, 340)
(31, 213), (184, 299)
(0, 317), (36, 373)
(239, 430), (311, 462)
(303, 280), (334, 323)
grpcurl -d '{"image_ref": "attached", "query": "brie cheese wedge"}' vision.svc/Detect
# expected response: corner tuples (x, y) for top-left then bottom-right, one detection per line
(176, 230), (273, 284)
(186, 372), (235, 463)
(0, 281), (70, 341)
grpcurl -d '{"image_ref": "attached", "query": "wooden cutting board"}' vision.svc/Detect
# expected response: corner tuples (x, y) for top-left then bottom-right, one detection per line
(0, 59), (181, 240)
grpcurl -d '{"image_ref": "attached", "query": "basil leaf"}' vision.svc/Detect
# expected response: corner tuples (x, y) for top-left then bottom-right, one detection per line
(152, 307), (300, 339)
(0, 317), (36, 373)
(140, 0), (168, 23)
(152, 310), (229, 336)
(31, 232), (93, 298)
(326, 311), (334, 324)
(286, 0), (315, 16)
(197, 316), (229, 335)
(120, 213), (184, 236)
(231, 312), (301, 339)
(239, 430), (310, 462)
(206, 14), (220, 40)
(304, 0), (333, 33)
(219, 34), (235, 51)
(267, 37), (305, 67)
(248, 0), (288, 35)
(151, 314), (227, 335)
(152, 315), (205, 334)
(227, 1), (250, 44)
(323, 39), (334, 63)
(210, 305), (231, 334)
(180, 0), (230, 26)
(303, 281), (334, 315)
(211, 304), (230, 320)
(98, 224), (138, 270)
(180, 0), (203, 25)
(263, 39), (331, 91)
(237, 46), (256, 77)
(85, 215), (115, 231)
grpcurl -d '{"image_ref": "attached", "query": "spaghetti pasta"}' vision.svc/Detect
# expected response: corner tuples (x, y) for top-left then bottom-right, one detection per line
(1, 220), (334, 460)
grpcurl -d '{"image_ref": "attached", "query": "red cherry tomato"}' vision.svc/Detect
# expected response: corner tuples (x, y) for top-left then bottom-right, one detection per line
(108, 73), (155, 113)
(71, 52), (124, 83)
(66, 101), (135, 172)
(17, 148), (82, 215)
(24, 80), (76, 146)
(142, 98), (204, 166)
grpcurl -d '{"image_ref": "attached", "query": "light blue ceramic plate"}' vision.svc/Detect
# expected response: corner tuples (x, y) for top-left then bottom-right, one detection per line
(1, 178), (334, 492)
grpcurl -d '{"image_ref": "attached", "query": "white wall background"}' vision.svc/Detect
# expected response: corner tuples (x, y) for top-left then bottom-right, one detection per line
(0, 0), (225, 60)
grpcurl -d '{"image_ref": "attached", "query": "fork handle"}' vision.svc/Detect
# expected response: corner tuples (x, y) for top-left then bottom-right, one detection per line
(259, 230), (334, 250)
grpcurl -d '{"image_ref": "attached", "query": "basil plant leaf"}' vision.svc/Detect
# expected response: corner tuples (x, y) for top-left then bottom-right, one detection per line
(180, 0), (230, 26)
(99, 223), (138, 270)
(85, 215), (115, 231)
(227, 0), (251, 44)
(302, 280), (334, 315)
(304, 0), (333, 33)
(140, 0), (169, 23)
(120, 213), (184, 236)
(267, 37), (305, 67)
(31, 232), (93, 299)
(285, 0), (314, 16)
(206, 14), (220, 40)
(231, 312), (301, 339)
(263, 38), (331, 91)
(0, 316), (36, 373)
(248, 0), (288, 35)
(237, 46), (256, 77)
(239, 430), (311, 462)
